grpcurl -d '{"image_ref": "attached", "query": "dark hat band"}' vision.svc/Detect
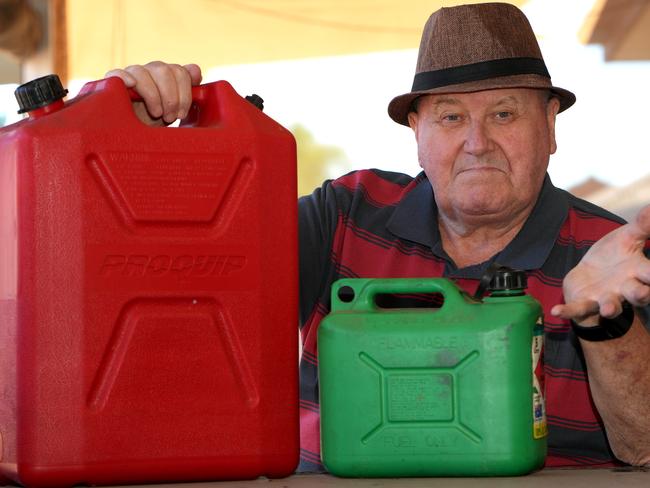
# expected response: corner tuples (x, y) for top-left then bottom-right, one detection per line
(412, 57), (550, 92)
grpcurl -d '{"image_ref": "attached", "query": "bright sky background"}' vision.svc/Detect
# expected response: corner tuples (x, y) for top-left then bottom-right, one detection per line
(5, 0), (650, 191)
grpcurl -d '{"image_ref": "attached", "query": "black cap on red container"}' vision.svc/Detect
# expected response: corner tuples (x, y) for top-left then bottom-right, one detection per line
(15, 74), (68, 114)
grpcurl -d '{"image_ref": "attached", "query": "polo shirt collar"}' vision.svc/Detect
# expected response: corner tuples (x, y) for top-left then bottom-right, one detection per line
(386, 172), (568, 278)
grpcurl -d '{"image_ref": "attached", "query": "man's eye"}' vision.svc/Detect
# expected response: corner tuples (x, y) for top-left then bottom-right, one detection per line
(495, 111), (512, 120)
(442, 114), (461, 122)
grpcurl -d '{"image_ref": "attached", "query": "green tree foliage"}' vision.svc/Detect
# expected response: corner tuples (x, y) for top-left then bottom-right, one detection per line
(291, 124), (350, 196)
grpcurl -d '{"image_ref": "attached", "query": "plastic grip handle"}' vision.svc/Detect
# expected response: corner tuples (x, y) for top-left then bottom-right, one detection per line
(125, 80), (239, 127)
(77, 77), (240, 128)
(332, 278), (467, 312)
(127, 85), (206, 103)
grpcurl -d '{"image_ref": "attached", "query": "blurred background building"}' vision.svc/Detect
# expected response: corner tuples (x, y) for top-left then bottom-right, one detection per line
(0, 0), (648, 216)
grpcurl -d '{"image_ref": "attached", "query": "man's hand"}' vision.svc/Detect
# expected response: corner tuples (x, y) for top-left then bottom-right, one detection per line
(551, 204), (650, 325)
(104, 61), (202, 126)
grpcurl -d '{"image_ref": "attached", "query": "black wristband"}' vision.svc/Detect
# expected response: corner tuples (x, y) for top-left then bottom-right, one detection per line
(572, 301), (635, 342)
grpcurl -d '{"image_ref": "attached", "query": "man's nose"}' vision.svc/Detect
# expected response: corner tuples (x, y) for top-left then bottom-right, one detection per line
(463, 120), (492, 156)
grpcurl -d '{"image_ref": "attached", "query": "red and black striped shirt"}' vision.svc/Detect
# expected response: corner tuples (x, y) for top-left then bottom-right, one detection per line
(298, 169), (649, 472)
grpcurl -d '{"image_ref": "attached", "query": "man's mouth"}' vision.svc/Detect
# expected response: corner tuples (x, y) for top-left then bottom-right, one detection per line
(458, 166), (505, 175)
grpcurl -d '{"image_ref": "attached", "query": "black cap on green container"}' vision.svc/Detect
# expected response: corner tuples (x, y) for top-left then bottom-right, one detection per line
(15, 74), (68, 114)
(488, 266), (527, 292)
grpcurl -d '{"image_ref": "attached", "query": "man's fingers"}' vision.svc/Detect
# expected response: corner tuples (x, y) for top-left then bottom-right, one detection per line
(178, 64), (202, 119)
(174, 66), (194, 120)
(143, 61), (184, 124)
(621, 278), (650, 307)
(554, 280), (648, 322)
(104, 69), (136, 87)
(121, 64), (164, 119)
(104, 62), (203, 126)
(551, 299), (599, 321)
(550, 304), (565, 317)
(182, 63), (203, 86)
(598, 293), (623, 318)
(558, 206), (650, 325)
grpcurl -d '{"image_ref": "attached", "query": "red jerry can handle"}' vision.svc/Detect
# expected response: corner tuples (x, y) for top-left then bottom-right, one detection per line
(127, 84), (207, 104)
(78, 76), (262, 128)
(125, 81), (263, 128)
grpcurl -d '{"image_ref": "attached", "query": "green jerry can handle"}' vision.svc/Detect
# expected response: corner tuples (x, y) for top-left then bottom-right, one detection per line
(330, 277), (470, 312)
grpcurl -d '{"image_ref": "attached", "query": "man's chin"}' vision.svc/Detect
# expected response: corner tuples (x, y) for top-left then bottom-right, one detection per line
(453, 199), (510, 219)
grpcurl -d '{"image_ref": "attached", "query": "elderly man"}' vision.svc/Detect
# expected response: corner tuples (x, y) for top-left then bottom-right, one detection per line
(106, 2), (650, 471)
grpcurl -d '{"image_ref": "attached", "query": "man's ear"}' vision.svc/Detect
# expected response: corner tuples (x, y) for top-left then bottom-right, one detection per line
(546, 97), (561, 155)
(407, 111), (419, 140)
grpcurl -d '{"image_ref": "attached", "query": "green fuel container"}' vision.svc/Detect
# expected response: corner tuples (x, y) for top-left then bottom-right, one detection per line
(318, 272), (546, 477)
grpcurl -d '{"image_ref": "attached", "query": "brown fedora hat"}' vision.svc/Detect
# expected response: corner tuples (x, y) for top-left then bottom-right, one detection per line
(388, 2), (576, 126)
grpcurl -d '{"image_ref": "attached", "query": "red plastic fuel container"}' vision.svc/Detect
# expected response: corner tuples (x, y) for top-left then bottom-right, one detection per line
(0, 75), (299, 487)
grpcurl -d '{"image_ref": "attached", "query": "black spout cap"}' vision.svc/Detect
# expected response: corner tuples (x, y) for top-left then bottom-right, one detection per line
(245, 94), (264, 111)
(488, 266), (527, 292)
(15, 74), (68, 114)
